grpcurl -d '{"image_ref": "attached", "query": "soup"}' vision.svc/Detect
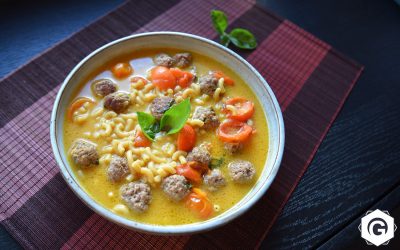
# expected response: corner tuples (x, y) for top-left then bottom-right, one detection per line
(63, 49), (268, 225)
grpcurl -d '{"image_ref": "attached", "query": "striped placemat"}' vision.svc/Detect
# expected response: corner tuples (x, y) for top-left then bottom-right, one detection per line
(0, 0), (363, 248)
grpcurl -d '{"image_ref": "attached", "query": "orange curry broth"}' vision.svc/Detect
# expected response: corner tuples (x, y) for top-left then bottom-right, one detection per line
(63, 49), (268, 225)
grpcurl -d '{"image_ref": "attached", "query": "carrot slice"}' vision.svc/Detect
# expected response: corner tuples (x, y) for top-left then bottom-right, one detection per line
(111, 62), (132, 78)
(177, 124), (196, 151)
(134, 131), (152, 147)
(185, 190), (213, 219)
(176, 163), (202, 184)
(170, 68), (194, 88)
(67, 97), (95, 121)
(217, 119), (253, 143)
(214, 71), (234, 85)
(223, 97), (255, 121)
(150, 66), (177, 90)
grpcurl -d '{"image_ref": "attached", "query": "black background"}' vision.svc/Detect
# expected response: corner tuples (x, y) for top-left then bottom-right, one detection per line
(1, 0), (400, 249)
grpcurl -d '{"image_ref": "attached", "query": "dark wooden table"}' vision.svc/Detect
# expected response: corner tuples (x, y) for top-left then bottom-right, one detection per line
(1, 0), (400, 249)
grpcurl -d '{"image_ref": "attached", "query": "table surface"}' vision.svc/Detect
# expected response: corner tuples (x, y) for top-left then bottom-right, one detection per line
(1, 0), (400, 249)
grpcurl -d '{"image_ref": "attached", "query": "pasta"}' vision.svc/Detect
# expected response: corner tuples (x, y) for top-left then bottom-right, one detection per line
(225, 104), (238, 115)
(99, 154), (112, 166)
(105, 111), (118, 119)
(140, 168), (155, 184)
(131, 79), (145, 89)
(213, 87), (223, 101)
(187, 118), (205, 127)
(112, 204), (129, 215)
(172, 150), (187, 161)
(91, 107), (104, 117)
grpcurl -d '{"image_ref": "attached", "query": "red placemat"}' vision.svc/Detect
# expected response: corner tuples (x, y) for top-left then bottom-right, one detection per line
(0, 0), (363, 249)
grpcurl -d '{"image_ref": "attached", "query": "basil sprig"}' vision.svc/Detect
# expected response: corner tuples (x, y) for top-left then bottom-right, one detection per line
(160, 99), (191, 135)
(211, 10), (257, 50)
(137, 99), (191, 141)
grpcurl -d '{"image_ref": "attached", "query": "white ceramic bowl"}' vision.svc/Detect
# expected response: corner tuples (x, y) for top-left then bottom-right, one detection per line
(50, 32), (284, 234)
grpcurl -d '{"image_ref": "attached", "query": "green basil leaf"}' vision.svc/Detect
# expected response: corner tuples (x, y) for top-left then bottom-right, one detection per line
(160, 98), (191, 135)
(149, 122), (160, 135)
(211, 10), (228, 35)
(228, 28), (257, 49)
(220, 34), (231, 47)
(137, 111), (159, 141)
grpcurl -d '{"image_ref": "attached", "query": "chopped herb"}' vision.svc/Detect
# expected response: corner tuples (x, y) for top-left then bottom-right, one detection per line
(185, 182), (193, 190)
(209, 157), (225, 169)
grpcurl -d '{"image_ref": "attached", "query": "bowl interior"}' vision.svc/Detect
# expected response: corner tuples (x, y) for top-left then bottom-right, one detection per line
(51, 32), (284, 234)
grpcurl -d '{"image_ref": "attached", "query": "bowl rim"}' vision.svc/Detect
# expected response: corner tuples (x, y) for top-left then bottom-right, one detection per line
(50, 31), (285, 234)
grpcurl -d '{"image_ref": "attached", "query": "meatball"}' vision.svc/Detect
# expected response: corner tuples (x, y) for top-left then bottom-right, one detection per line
(192, 107), (219, 129)
(186, 143), (211, 166)
(224, 142), (243, 155)
(93, 79), (117, 97)
(154, 53), (174, 67)
(69, 139), (99, 167)
(150, 96), (175, 120)
(198, 74), (218, 96)
(120, 182), (151, 213)
(204, 169), (226, 191)
(107, 155), (129, 182)
(228, 160), (256, 183)
(161, 174), (190, 201)
(103, 92), (130, 113)
(172, 52), (192, 68)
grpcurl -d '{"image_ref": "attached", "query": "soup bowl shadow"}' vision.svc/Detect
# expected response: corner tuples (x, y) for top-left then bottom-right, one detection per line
(50, 32), (285, 235)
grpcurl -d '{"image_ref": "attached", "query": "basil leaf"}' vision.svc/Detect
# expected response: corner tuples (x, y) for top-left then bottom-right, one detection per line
(228, 28), (257, 49)
(211, 10), (228, 35)
(160, 98), (191, 135)
(149, 122), (160, 135)
(137, 111), (159, 140)
(220, 34), (231, 47)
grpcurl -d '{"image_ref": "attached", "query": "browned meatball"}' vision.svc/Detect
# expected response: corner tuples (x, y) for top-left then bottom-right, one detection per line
(186, 143), (211, 166)
(93, 79), (117, 97)
(150, 96), (175, 120)
(107, 155), (129, 182)
(198, 74), (218, 96)
(69, 139), (99, 167)
(104, 92), (130, 113)
(228, 160), (256, 183)
(172, 52), (192, 68)
(192, 107), (219, 129)
(154, 53), (174, 67)
(120, 182), (151, 213)
(161, 174), (190, 201)
(204, 169), (226, 191)
(224, 142), (243, 155)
